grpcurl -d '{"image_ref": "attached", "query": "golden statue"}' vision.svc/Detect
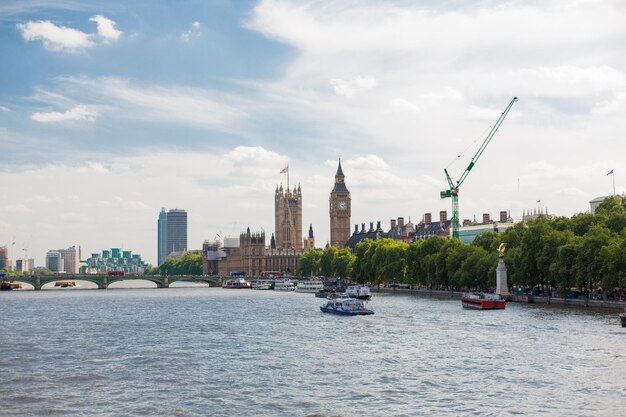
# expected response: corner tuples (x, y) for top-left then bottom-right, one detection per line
(498, 243), (506, 258)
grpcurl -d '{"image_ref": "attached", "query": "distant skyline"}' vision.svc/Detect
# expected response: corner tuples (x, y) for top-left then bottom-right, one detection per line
(1, 0), (624, 265)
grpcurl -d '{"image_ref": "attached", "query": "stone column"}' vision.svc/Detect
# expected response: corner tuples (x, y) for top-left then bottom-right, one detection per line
(495, 258), (509, 296)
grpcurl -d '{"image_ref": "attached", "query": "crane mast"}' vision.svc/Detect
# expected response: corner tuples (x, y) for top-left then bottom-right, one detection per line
(440, 97), (518, 239)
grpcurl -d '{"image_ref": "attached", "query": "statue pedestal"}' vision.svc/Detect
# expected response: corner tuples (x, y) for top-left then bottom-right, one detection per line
(496, 258), (509, 296)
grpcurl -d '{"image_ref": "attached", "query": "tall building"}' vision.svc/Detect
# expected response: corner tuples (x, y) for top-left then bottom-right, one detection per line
(304, 224), (315, 250)
(0, 246), (7, 270)
(274, 184), (302, 249)
(58, 246), (78, 274)
(329, 159), (351, 248)
(157, 208), (188, 265)
(45, 250), (64, 273)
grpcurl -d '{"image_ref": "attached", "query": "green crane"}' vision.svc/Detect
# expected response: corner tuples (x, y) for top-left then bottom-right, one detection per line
(440, 96), (519, 239)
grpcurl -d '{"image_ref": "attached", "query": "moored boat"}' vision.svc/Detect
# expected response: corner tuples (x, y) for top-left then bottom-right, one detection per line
(273, 279), (295, 291)
(55, 281), (76, 288)
(222, 278), (252, 289)
(461, 292), (506, 310)
(345, 284), (371, 300)
(295, 280), (324, 293)
(320, 297), (374, 316)
(251, 280), (274, 290)
(0, 281), (13, 291)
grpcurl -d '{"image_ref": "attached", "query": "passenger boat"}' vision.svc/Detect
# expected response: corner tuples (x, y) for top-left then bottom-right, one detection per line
(345, 285), (371, 300)
(273, 280), (295, 291)
(461, 292), (506, 310)
(55, 281), (76, 288)
(295, 280), (324, 293)
(222, 278), (252, 289)
(320, 297), (374, 316)
(620, 309), (626, 327)
(0, 281), (13, 291)
(251, 280), (274, 290)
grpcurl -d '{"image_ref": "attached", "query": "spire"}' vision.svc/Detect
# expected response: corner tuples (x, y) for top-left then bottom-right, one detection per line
(336, 157), (345, 177)
(308, 223), (314, 238)
(332, 157), (349, 193)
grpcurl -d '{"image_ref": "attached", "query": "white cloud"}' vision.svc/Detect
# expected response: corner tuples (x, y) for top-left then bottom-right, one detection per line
(181, 21), (201, 42)
(0, 105), (10, 112)
(16, 15), (122, 52)
(31, 105), (98, 122)
(51, 76), (246, 129)
(89, 15), (123, 42)
(16, 20), (95, 52)
(331, 76), (377, 98)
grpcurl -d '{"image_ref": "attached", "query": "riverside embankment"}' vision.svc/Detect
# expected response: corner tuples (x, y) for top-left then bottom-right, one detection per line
(373, 286), (626, 312)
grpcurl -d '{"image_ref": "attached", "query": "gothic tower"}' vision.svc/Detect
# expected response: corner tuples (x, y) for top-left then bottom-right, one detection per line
(274, 183), (303, 249)
(329, 159), (351, 248)
(304, 224), (315, 250)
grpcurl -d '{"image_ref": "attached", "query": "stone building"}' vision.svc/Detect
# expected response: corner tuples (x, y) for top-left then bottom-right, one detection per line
(275, 184), (302, 249)
(329, 159), (351, 248)
(414, 211), (452, 240)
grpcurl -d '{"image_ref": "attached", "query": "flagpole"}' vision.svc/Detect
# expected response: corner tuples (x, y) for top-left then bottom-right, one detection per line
(613, 172), (615, 197)
(287, 165), (290, 190)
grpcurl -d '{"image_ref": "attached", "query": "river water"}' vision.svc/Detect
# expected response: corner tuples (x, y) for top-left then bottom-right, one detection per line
(1, 285), (624, 417)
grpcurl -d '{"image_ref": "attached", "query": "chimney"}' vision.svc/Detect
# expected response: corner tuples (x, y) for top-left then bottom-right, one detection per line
(354, 224), (359, 234)
(369, 222), (374, 232)
(500, 211), (507, 223)
(424, 213), (432, 224)
(361, 223), (366, 233)
(376, 221), (382, 230)
(398, 217), (404, 227)
(390, 219), (397, 229)
(440, 210), (447, 222)
(483, 213), (491, 224)
(463, 218), (472, 226)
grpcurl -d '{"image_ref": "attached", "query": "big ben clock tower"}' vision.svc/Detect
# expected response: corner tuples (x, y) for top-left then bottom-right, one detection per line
(329, 159), (351, 248)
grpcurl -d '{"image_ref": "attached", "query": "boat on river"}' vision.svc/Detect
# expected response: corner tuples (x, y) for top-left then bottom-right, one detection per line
(55, 281), (76, 288)
(251, 280), (274, 290)
(461, 292), (506, 310)
(320, 296), (374, 316)
(222, 278), (252, 289)
(345, 285), (371, 300)
(295, 280), (324, 293)
(273, 279), (295, 291)
(1, 281), (13, 291)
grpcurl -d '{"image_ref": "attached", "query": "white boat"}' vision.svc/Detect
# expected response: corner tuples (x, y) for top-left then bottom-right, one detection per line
(273, 279), (295, 291)
(345, 285), (371, 300)
(295, 280), (324, 293)
(251, 280), (274, 290)
(222, 278), (251, 289)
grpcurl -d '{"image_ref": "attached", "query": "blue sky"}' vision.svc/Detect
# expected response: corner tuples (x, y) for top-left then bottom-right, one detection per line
(1, 0), (625, 266)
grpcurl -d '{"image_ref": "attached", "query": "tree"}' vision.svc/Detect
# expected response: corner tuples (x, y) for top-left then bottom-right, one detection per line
(298, 250), (322, 277)
(333, 248), (355, 279)
(320, 246), (338, 277)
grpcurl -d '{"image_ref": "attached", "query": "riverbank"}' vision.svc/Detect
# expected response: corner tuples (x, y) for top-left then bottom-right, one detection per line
(372, 287), (626, 312)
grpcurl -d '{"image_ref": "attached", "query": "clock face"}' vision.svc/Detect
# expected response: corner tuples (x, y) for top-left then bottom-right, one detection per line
(338, 201), (347, 211)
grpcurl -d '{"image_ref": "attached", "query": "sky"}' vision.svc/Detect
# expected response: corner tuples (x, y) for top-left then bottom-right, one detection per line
(1, 0), (625, 267)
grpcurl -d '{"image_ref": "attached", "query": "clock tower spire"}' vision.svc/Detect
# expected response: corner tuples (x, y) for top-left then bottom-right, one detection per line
(329, 158), (351, 248)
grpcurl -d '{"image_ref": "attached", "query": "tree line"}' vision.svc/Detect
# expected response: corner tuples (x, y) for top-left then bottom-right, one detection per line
(145, 251), (203, 276)
(299, 196), (626, 297)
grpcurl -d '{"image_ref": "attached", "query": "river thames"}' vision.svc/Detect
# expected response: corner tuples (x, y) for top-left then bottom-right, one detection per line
(1, 285), (624, 416)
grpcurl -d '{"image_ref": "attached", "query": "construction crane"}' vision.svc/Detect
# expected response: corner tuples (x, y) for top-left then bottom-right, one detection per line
(440, 96), (519, 239)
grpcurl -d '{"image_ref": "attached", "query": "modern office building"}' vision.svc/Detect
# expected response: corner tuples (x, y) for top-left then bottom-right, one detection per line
(45, 250), (64, 273)
(85, 248), (150, 274)
(157, 208), (188, 265)
(0, 246), (7, 270)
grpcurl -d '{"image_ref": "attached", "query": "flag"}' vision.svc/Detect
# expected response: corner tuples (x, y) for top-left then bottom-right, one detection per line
(280, 166), (288, 174)
(607, 169), (614, 176)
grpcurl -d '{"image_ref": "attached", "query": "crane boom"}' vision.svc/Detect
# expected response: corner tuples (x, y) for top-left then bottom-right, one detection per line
(440, 97), (518, 239)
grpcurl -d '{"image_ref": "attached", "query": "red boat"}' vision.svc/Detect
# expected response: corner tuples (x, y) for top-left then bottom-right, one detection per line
(461, 292), (506, 310)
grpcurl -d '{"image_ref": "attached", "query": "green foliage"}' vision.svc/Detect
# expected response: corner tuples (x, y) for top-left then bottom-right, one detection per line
(340, 196), (626, 294)
(157, 251), (202, 275)
(298, 250), (322, 277)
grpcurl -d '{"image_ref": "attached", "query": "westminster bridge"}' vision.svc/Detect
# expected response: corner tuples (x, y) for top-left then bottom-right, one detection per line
(7, 274), (225, 290)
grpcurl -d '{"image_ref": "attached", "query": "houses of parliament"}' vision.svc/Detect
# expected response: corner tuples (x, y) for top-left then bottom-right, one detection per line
(202, 160), (351, 276)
